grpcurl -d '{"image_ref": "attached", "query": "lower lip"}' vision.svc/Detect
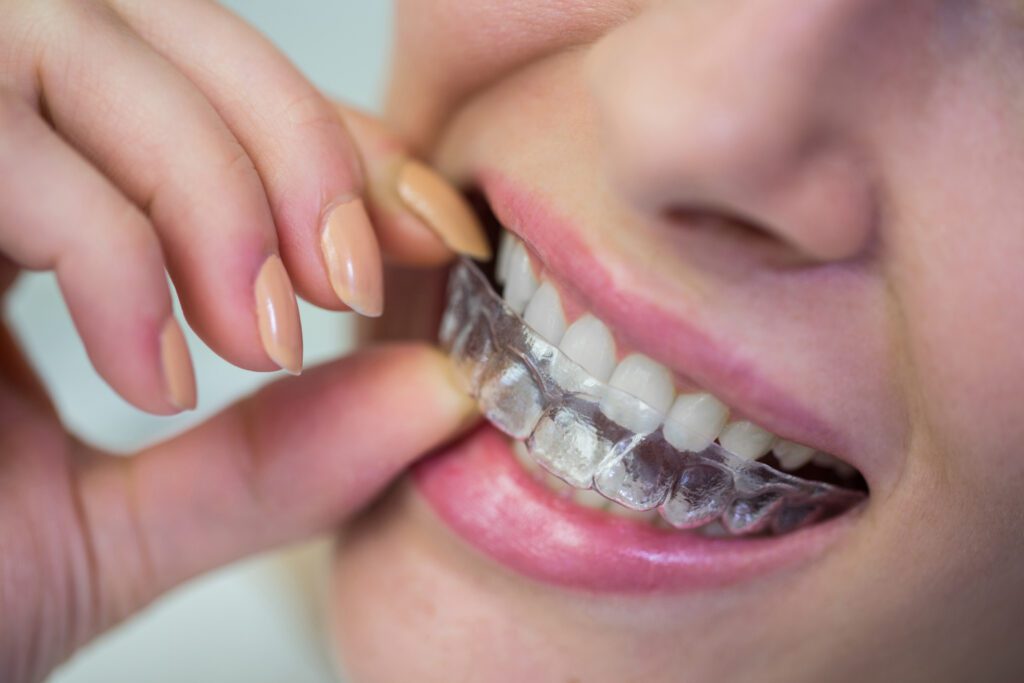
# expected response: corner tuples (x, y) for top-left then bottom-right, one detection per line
(412, 424), (859, 593)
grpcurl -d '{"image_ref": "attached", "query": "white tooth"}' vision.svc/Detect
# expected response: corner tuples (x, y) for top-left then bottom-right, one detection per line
(502, 241), (539, 314)
(608, 354), (676, 412)
(573, 487), (611, 511)
(495, 231), (516, 284)
(773, 439), (816, 471)
(523, 281), (567, 344)
(718, 420), (776, 460)
(558, 314), (617, 382)
(544, 472), (575, 494)
(600, 354), (676, 433)
(663, 392), (730, 453)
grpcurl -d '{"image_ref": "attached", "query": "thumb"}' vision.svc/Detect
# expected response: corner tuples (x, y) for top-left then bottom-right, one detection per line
(77, 343), (477, 625)
(338, 104), (492, 267)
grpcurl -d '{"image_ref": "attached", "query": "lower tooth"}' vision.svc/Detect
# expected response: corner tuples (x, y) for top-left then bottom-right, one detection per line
(544, 472), (576, 495)
(512, 440), (539, 473)
(573, 487), (612, 511)
(696, 521), (731, 538)
(605, 503), (660, 523)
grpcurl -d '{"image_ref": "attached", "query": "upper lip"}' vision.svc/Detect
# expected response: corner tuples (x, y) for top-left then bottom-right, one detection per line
(476, 169), (866, 483)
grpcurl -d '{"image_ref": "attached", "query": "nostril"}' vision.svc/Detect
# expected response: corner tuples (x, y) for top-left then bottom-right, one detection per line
(660, 148), (878, 267)
(664, 204), (777, 243)
(661, 204), (823, 269)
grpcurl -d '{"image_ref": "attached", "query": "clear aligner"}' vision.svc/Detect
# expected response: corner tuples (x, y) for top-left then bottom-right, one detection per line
(439, 258), (866, 536)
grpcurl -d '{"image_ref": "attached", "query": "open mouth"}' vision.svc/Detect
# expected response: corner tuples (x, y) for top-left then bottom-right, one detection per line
(413, 181), (868, 591)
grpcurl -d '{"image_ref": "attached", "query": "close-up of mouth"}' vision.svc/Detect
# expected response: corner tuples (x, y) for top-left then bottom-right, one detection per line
(412, 182), (870, 593)
(9, 1), (1024, 679)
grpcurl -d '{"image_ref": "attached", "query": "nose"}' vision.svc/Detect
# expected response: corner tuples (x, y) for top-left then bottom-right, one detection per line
(588, 0), (892, 263)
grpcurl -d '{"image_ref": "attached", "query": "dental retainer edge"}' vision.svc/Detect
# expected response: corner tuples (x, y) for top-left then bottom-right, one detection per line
(439, 257), (866, 536)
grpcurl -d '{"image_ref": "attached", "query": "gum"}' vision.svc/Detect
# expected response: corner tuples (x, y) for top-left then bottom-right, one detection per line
(439, 258), (866, 536)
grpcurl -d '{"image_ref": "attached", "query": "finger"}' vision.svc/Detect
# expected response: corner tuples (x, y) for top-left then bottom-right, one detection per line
(110, 0), (383, 316)
(75, 344), (477, 615)
(110, 0), (489, 290)
(35, 5), (302, 373)
(340, 107), (492, 267)
(0, 320), (53, 415)
(0, 89), (194, 414)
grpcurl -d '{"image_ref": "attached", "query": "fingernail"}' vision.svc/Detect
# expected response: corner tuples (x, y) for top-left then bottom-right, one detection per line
(395, 159), (492, 261)
(160, 317), (196, 411)
(320, 197), (384, 317)
(255, 255), (303, 374)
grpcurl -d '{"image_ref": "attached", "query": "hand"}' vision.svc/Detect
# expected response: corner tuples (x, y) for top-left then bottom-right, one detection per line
(0, 0), (487, 679)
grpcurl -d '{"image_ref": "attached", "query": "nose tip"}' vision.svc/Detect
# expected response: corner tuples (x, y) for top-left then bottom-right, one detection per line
(587, 0), (880, 263)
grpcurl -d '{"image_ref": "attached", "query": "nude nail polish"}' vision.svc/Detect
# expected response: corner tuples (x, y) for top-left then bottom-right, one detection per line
(396, 160), (492, 260)
(255, 255), (303, 374)
(160, 318), (196, 410)
(320, 197), (384, 317)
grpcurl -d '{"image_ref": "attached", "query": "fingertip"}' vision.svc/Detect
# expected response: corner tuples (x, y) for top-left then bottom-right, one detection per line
(320, 197), (385, 317)
(160, 317), (197, 411)
(254, 254), (304, 374)
(394, 159), (492, 261)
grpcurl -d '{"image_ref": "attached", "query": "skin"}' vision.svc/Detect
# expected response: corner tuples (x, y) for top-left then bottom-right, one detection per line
(330, 1), (1024, 681)
(2, 1), (1022, 681)
(0, 1), (472, 680)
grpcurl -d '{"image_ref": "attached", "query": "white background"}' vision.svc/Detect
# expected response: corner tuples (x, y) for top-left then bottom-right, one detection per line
(5, 2), (393, 680)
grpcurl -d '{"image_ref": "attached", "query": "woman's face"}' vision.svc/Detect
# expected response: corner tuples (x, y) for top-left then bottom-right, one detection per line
(331, 2), (1024, 680)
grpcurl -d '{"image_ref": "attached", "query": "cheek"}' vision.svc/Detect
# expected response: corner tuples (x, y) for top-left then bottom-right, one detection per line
(887, 85), (1024, 485)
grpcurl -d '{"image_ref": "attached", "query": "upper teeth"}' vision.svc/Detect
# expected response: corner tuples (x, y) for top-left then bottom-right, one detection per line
(523, 281), (567, 345)
(558, 314), (617, 382)
(663, 392), (730, 453)
(498, 230), (847, 475)
(601, 353), (676, 434)
(503, 240), (540, 314)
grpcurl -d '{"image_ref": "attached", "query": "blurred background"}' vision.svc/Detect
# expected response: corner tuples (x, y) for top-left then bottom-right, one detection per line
(5, 2), (393, 680)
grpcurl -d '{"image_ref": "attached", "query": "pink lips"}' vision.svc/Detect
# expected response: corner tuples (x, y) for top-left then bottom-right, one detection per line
(413, 425), (857, 593)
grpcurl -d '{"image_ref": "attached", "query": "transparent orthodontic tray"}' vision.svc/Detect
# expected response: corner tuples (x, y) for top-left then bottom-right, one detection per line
(439, 258), (866, 536)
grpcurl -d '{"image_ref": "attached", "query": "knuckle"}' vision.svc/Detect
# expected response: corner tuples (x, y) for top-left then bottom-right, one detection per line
(278, 87), (346, 140)
(100, 201), (161, 262)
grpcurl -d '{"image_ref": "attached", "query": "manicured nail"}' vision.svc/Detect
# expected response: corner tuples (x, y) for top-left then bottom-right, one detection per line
(320, 197), (384, 317)
(160, 317), (196, 411)
(395, 159), (492, 261)
(254, 254), (303, 374)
